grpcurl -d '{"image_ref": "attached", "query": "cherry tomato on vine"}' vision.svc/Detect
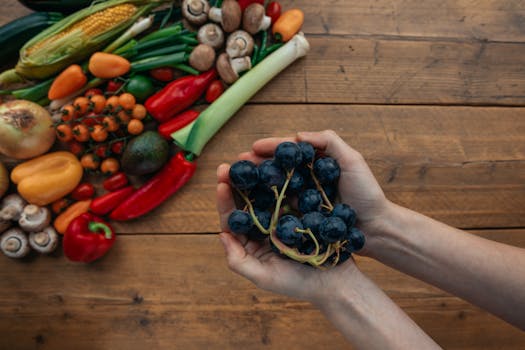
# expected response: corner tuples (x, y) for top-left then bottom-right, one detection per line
(71, 182), (95, 201)
(100, 158), (120, 175)
(110, 141), (125, 155)
(150, 67), (175, 82)
(56, 124), (73, 142)
(106, 80), (123, 93)
(84, 88), (103, 98)
(205, 80), (225, 103)
(67, 141), (84, 157)
(95, 145), (109, 158)
(266, 1), (282, 23)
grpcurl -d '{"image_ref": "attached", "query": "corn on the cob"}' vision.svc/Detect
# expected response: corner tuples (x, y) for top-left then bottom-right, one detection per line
(13, 0), (170, 80)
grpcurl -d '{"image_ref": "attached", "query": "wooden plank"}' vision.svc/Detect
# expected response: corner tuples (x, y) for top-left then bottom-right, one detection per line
(2, 0), (525, 43)
(0, 231), (524, 350)
(109, 104), (525, 234)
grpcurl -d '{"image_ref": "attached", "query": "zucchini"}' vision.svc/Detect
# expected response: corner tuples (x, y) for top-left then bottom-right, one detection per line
(17, 0), (92, 14)
(0, 12), (64, 65)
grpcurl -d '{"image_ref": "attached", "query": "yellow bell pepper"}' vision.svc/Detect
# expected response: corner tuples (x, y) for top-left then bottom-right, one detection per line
(11, 151), (83, 206)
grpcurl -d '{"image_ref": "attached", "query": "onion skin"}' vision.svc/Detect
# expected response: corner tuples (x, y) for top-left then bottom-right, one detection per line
(0, 100), (56, 159)
(0, 161), (7, 199)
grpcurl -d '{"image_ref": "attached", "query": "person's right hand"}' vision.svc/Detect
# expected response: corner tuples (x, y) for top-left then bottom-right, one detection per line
(245, 130), (391, 255)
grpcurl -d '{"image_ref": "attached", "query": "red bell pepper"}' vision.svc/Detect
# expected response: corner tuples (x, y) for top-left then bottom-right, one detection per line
(63, 213), (116, 263)
(158, 110), (200, 139)
(145, 69), (216, 123)
(90, 186), (135, 216)
(103, 172), (129, 192)
(238, 0), (264, 11)
(110, 152), (197, 221)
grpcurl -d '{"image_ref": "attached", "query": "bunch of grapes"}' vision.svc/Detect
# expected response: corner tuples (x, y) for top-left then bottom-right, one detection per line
(227, 141), (365, 267)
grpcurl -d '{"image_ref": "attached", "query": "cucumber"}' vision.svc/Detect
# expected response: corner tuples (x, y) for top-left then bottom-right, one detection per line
(0, 12), (64, 65)
(17, 0), (92, 14)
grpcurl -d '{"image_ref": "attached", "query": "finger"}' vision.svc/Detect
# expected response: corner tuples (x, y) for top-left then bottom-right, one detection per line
(216, 182), (236, 232)
(252, 136), (298, 157)
(219, 232), (268, 283)
(217, 163), (230, 184)
(297, 130), (362, 168)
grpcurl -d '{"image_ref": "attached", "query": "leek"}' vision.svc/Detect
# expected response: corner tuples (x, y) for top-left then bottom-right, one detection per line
(171, 33), (310, 156)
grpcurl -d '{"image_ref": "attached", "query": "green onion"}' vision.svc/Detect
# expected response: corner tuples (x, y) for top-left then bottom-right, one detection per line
(138, 21), (183, 43)
(171, 63), (200, 75)
(132, 44), (190, 60)
(0, 78), (53, 102)
(172, 33), (310, 155)
(130, 51), (188, 72)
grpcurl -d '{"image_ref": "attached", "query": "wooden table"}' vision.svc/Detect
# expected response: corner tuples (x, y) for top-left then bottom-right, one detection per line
(1, 0), (525, 349)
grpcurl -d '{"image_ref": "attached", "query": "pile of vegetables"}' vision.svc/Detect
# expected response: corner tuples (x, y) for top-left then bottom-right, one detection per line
(0, 0), (309, 263)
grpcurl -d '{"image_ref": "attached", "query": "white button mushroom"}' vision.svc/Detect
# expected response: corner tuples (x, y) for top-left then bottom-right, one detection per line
(242, 3), (271, 35)
(197, 23), (225, 50)
(226, 30), (254, 58)
(1, 227), (30, 259)
(216, 53), (252, 84)
(29, 227), (59, 254)
(0, 193), (27, 221)
(208, 0), (242, 33)
(182, 0), (210, 26)
(18, 204), (51, 233)
(189, 44), (217, 72)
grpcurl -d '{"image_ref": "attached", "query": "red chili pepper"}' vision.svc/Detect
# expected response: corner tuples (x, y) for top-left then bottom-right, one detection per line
(205, 80), (224, 103)
(103, 172), (129, 192)
(71, 182), (95, 201)
(90, 186), (135, 216)
(63, 213), (116, 263)
(110, 152), (197, 221)
(145, 69), (216, 123)
(266, 1), (281, 23)
(158, 110), (200, 139)
(150, 67), (175, 82)
(237, 0), (264, 11)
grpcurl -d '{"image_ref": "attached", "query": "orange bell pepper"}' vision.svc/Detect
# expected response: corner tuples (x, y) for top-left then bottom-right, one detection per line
(272, 9), (304, 42)
(11, 151), (83, 206)
(48, 64), (87, 100)
(54, 199), (92, 235)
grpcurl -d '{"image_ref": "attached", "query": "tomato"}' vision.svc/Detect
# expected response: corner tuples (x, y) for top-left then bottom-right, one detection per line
(73, 124), (90, 142)
(95, 145), (109, 158)
(100, 158), (120, 175)
(74, 96), (90, 115)
(118, 93), (136, 110)
(125, 75), (155, 102)
(56, 124), (73, 142)
(103, 172), (129, 192)
(80, 153), (100, 170)
(266, 1), (282, 23)
(90, 124), (108, 142)
(82, 112), (103, 127)
(150, 67), (175, 82)
(84, 88), (103, 98)
(205, 80), (225, 103)
(71, 182), (95, 201)
(68, 141), (84, 157)
(110, 141), (125, 155)
(61, 104), (76, 122)
(106, 80), (123, 93)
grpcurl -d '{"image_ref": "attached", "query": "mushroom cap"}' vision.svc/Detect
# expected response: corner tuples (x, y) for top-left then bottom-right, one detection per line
(189, 44), (217, 72)
(29, 227), (58, 254)
(220, 0), (242, 32)
(182, 0), (210, 26)
(216, 53), (239, 84)
(197, 23), (225, 50)
(0, 193), (27, 221)
(242, 3), (269, 34)
(226, 30), (254, 58)
(1, 227), (30, 259)
(18, 204), (51, 232)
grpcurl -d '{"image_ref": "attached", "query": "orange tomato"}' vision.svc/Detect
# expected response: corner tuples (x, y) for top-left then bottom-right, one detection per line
(80, 153), (100, 170)
(118, 93), (136, 110)
(100, 158), (120, 175)
(90, 124), (108, 142)
(56, 124), (73, 142)
(72, 124), (90, 142)
(127, 119), (144, 135)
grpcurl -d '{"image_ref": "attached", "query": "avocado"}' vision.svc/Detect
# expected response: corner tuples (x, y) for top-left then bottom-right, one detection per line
(121, 131), (169, 175)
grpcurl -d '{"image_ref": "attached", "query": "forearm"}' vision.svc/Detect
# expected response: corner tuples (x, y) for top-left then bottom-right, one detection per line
(366, 202), (525, 329)
(315, 266), (441, 350)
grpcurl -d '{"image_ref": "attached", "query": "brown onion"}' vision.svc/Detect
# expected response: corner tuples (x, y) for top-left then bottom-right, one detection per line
(0, 161), (7, 198)
(0, 100), (56, 159)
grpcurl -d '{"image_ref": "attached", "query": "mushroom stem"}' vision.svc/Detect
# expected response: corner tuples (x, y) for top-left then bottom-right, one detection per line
(33, 232), (50, 246)
(230, 56), (252, 74)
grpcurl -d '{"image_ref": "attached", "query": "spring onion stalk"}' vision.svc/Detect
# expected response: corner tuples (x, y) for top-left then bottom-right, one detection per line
(104, 15), (154, 53)
(132, 44), (190, 60)
(130, 51), (188, 72)
(138, 21), (183, 43)
(171, 63), (200, 75)
(0, 78), (53, 101)
(172, 33), (310, 156)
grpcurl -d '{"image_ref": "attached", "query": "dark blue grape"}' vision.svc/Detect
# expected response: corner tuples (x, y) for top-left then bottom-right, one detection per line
(297, 142), (315, 165)
(275, 142), (302, 171)
(347, 227), (365, 251)
(287, 171), (304, 193)
(298, 189), (322, 214)
(298, 166), (315, 189)
(323, 184), (337, 202)
(299, 238), (317, 255)
(228, 210), (253, 235)
(258, 159), (285, 189)
(247, 210), (271, 241)
(328, 249), (352, 265)
(319, 216), (347, 243)
(313, 157), (340, 184)
(301, 211), (325, 236)
(229, 160), (259, 190)
(331, 203), (357, 227)
(276, 215), (303, 247)
(251, 185), (276, 210)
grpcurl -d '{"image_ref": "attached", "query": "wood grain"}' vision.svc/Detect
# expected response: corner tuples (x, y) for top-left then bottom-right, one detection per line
(110, 104), (525, 234)
(0, 231), (524, 350)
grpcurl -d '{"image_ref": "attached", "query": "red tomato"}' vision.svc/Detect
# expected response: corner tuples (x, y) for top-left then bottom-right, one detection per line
(150, 67), (175, 82)
(82, 112), (103, 127)
(71, 183), (95, 201)
(106, 80), (123, 93)
(238, 0), (264, 11)
(266, 1), (282, 23)
(205, 80), (225, 103)
(110, 141), (125, 155)
(95, 145), (109, 158)
(103, 172), (129, 192)
(68, 141), (85, 157)
(84, 88), (103, 98)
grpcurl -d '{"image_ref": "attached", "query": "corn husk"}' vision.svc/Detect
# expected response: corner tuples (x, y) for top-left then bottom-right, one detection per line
(13, 0), (170, 80)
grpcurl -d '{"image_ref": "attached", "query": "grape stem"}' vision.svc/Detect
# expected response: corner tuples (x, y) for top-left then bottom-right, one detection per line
(268, 169), (294, 233)
(308, 164), (334, 212)
(234, 187), (269, 235)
